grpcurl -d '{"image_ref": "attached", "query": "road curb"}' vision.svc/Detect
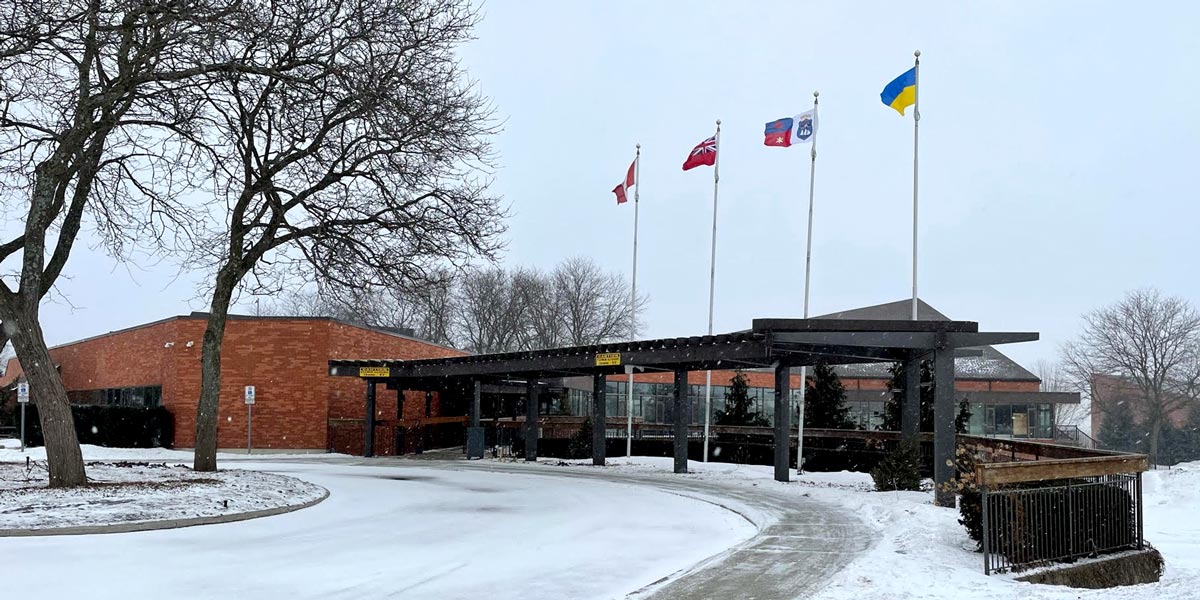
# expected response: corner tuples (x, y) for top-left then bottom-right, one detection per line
(0, 485), (329, 537)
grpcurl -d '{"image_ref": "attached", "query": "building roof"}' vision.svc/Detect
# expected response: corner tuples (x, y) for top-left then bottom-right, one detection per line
(814, 298), (1040, 382)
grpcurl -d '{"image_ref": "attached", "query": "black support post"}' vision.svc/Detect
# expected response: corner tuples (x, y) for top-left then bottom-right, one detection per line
(774, 362), (791, 483)
(673, 369), (689, 474)
(593, 374), (607, 466)
(364, 380), (376, 458)
(933, 345), (956, 507)
(902, 356), (921, 438)
(525, 380), (539, 461)
(466, 379), (484, 459)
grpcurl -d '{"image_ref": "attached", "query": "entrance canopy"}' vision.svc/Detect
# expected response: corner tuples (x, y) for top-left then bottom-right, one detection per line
(329, 318), (1037, 383)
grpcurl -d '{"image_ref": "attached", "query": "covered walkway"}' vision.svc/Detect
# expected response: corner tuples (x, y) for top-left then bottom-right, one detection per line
(330, 317), (1038, 506)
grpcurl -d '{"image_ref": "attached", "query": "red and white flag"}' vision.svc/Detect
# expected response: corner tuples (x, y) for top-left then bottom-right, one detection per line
(612, 159), (636, 204)
(682, 136), (717, 171)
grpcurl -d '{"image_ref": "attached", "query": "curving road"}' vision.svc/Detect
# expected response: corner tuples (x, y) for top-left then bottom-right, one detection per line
(391, 458), (874, 600)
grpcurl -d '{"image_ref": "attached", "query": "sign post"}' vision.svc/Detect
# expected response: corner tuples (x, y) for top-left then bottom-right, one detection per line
(17, 382), (28, 452)
(244, 385), (256, 454)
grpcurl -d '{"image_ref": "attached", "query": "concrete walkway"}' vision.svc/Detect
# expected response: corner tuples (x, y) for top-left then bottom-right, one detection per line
(368, 457), (873, 600)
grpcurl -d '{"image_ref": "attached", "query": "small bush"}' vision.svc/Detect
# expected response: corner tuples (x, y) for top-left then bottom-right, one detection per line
(946, 444), (984, 548)
(871, 437), (922, 491)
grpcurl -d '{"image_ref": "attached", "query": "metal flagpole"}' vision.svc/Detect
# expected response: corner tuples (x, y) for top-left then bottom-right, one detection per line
(911, 50), (921, 321)
(702, 120), (721, 462)
(797, 91), (819, 475)
(627, 144), (640, 457)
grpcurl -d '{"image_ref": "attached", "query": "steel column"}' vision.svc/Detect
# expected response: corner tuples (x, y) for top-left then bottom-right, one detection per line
(773, 362), (791, 483)
(673, 369), (689, 474)
(525, 380), (539, 461)
(593, 373), (607, 466)
(364, 380), (376, 458)
(466, 379), (484, 459)
(933, 346), (956, 507)
(902, 356), (921, 438)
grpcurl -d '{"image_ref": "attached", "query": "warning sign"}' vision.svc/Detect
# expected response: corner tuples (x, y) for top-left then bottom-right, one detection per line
(358, 366), (391, 378)
(594, 352), (621, 367)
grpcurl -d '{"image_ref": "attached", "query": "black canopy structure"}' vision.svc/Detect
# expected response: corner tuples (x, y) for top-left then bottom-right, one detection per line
(330, 317), (1038, 507)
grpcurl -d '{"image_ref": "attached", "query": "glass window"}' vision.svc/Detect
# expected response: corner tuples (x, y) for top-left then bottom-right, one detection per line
(993, 405), (1012, 436)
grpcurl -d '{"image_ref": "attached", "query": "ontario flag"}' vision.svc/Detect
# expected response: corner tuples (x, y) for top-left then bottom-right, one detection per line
(682, 136), (717, 171)
(612, 159), (636, 204)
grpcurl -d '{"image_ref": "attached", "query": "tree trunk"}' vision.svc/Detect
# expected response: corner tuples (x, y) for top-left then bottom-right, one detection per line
(192, 270), (239, 472)
(1149, 414), (1162, 466)
(3, 308), (86, 487)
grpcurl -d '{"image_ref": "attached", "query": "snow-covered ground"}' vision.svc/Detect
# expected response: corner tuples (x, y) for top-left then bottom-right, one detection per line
(0, 438), (350, 461)
(0, 461), (326, 531)
(0, 459), (755, 599)
(543, 456), (1198, 600)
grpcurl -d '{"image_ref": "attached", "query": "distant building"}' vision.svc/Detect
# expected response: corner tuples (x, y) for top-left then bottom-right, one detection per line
(556, 300), (1079, 441)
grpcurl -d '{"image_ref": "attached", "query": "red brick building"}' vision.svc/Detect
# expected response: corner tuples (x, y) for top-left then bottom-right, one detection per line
(0, 314), (462, 454)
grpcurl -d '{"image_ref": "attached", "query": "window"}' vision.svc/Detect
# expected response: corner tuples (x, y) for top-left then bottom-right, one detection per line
(70, 385), (162, 408)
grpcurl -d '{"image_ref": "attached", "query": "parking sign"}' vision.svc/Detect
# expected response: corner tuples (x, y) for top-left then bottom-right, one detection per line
(17, 382), (29, 403)
(244, 385), (256, 405)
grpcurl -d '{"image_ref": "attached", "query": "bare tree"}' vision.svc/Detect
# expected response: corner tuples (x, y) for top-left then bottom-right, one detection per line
(454, 268), (527, 353)
(553, 256), (642, 346)
(1060, 288), (1200, 460)
(0, 0), (250, 486)
(187, 0), (503, 471)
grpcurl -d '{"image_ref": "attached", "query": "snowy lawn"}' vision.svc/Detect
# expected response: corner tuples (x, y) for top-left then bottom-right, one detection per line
(0, 460), (756, 599)
(548, 457), (1198, 600)
(0, 437), (350, 462)
(0, 461), (326, 531)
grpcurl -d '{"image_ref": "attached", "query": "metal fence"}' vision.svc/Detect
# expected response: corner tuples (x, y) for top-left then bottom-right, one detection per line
(981, 473), (1144, 574)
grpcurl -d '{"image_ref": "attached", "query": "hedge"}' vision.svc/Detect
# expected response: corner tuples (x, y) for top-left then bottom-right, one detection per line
(8, 404), (174, 449)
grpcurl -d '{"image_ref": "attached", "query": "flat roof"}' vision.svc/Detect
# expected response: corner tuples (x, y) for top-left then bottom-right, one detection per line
(330, 318), (1038, 384)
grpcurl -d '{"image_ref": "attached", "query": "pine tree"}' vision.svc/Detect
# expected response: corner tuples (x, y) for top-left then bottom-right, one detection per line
(1098, 400), (1141, 453)
(713, 371), (768, 464)
(805, 362), (856, 429)
(714, 371), (770, 427)
(955, 397), (973, 434)
(882, 361), (934, 432)
(568, 417), (593, 459)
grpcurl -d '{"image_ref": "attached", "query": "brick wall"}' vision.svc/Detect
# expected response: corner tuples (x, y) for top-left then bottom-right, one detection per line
(1, 316), (464, 453)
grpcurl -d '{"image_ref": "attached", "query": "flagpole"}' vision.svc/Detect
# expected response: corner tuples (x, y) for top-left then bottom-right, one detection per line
(911, 50), (920, 321)
(797, 91), (819, 475)
(702, 119), (721, 463)
(627, 144), (640, 457)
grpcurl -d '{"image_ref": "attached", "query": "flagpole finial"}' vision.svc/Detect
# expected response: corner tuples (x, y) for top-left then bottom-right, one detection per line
(914, 49), (921, 57)
(716, 118), (721, 126)
(813, 90), (819, 98)
(636, 143), (641, 150)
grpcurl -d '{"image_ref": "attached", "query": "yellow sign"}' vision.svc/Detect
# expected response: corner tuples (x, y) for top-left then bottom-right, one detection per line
(594, 352), (621, 366)
(359, 366), (391, 378)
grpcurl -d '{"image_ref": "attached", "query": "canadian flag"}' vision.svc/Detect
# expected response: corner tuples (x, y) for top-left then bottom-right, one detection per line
(612, 159), (636, 204)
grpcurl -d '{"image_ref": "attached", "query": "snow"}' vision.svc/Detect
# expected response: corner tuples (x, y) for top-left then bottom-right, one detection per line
(0, 438), (351, 461)
(1, 459), (755, 599)
(0, 462), (326, 531)
(549, 457), (1199, 600)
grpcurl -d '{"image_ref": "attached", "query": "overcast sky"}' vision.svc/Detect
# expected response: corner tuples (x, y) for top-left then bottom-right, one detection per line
(35, 1), (1200, 370)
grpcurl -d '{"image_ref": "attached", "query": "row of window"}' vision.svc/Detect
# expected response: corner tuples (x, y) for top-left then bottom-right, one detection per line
(68, 386), (163, 408)
(563, 382), (1058, 439)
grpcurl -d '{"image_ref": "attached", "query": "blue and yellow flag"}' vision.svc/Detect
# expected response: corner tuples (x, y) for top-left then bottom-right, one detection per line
(880, 67), (917, 116)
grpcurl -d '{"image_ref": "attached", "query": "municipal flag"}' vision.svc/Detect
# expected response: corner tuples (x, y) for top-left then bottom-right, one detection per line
(682, 136), (717, 171)
(763, 109), (817, 147)
(612, 160), (636, 204)
(881, 67), (917, 116)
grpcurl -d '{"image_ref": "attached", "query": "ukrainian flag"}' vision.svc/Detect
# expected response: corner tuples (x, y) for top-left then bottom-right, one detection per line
(880, 67), (917, 116)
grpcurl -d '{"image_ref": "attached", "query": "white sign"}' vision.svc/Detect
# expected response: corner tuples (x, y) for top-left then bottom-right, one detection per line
(17, 382), (29, 403)
(244, 385), (256, 405)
